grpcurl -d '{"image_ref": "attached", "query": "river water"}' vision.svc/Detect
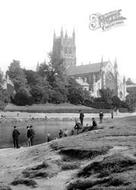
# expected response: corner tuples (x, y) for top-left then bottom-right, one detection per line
(0, 111), (135, 148)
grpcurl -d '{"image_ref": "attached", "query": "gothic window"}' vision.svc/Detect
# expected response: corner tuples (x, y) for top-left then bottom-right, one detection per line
(105, 72), (116, 90)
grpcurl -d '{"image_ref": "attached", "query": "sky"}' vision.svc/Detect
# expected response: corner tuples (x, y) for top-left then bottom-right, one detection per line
(0, 0), (135, 81)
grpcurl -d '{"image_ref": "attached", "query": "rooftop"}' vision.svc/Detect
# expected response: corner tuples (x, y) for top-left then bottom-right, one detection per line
(67, 62), (108, 76)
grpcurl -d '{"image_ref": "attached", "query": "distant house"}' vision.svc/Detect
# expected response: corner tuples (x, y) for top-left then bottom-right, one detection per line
(126, 78), (136, 94)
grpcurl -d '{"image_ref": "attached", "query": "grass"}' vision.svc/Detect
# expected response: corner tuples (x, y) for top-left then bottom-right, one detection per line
(77, 153), (136, 178)
(61, 162), (80, 170)
(0, 186), (12, 190)
(66, 153), (136, 190)
(5, 103), (112, 113)
(22, 161), (49, 178)
(11, 178), (37, 188)
(48, 116), (136, 190)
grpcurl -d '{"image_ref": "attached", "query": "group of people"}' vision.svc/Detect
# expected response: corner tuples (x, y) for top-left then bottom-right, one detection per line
(26, 125), (35, 146)
(12, 110), (109, 148)
(12, 125), (35, 148)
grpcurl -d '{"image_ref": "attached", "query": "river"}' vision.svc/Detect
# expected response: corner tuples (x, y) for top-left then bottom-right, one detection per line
(0, 111), (135, 148)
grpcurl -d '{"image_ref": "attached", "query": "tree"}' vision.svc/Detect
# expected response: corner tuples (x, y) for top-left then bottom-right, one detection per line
(0, 69), (10, 109)
(112, 96), (121, 109)
(99, 88), (113, 105)
(7, 60), (27, 92)
(13, 87), (33, 106)
(67, 78), (88, 104)
(23, 69), (41, 87)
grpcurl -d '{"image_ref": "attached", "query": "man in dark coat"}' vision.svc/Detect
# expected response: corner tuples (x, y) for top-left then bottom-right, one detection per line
(92, 118), (97, 129)
(12, 126), (20, 148)
(79, 110), (84, 126)
(99, 111), (104, 123)
(29, 125), (35, 146)
(27, 126), (31, 146)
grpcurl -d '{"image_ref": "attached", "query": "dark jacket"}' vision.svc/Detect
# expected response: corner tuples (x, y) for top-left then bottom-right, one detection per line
(12, 129), (20, 139)
(74, 122), (82, 130)
(92, 120), (97, 128)
(99, 112), (104, 118)
(29, 129), (35, 138)
(80, 112), (84, 119)
(27, 129), (31, 138)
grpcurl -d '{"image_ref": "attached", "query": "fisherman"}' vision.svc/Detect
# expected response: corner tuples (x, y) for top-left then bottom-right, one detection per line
(29, 125), (35, 146)
(47, 133), (51, 142)
(99, 111), (104, 123)
(12, 126), (20, 148)
(26, 126), (31, 146)
(92, 118), (97, 129)
(79, 110), (84, 126)
(59, 129), (63, 138)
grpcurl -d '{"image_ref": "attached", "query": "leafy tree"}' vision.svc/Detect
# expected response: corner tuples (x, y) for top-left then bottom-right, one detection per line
(48, 89), (66, 104)
(7, 60), (27, 92)
(23, 69), (41, 87)
(112, 96), (121, 109)
(13, 87), (33, 106)
(67, 78), (88, 104)
(99, 88), (113, 105)
(0, 69), (10, 109)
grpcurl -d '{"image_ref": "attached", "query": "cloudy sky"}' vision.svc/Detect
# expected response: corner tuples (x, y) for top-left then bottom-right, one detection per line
(0, 0), (135, 80)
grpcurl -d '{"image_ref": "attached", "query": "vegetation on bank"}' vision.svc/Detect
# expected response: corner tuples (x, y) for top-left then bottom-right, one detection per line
(0, 53), (135, 111)
(5, 103), (113, 113)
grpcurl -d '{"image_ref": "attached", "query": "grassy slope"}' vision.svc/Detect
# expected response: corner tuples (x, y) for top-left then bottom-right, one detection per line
(1, 116), (136, 189)
(5, 103), (111, 113)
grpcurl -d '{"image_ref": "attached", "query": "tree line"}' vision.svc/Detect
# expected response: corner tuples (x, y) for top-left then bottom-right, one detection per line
(0, 53), (135, 111)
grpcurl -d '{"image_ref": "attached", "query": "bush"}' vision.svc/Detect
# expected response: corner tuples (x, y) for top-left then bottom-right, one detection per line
(13, 88), (33, 106)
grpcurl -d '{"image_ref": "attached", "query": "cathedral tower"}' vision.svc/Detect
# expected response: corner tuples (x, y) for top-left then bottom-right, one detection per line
(52, 28), (76, 69)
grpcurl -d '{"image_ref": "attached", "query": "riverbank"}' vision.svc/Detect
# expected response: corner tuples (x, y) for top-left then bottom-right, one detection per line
(5, 103), (111, 113)
(1, 110), (135, 121)
(1, 116), (136, 189)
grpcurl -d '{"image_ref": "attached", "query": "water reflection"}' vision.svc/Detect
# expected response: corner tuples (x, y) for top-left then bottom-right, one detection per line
(0, 120), (79, 148)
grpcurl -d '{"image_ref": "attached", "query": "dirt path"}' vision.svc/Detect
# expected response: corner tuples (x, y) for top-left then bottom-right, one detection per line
(0, 144), (78, 190)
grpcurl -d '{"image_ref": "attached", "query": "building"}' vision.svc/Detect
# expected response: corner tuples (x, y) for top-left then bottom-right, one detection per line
(52, 28), (76, 69)
(67, 59), (127, 100)
(52, 29), (127, 100)
(126, 78), (136, 95)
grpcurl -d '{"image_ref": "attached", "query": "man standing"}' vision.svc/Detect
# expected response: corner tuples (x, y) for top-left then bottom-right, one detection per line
(47, 133), (51, 142)
(12, 126), (20, 148)
(99, 111), (104, 123)
(79, 110), (84, 126)
(92, 118), (97, 129)
(26, 126), (31, 146)
(29, 125), (35, 146)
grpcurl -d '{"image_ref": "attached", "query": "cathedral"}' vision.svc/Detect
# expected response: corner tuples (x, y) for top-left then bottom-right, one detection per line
(52, 29), (127, 101)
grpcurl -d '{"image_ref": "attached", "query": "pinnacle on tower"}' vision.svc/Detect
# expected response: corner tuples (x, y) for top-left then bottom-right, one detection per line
(61, 27), (63, 38)
(72, 28), (75, 41)
(123, 76), (126, 83)
(65, 30), (68, 38)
